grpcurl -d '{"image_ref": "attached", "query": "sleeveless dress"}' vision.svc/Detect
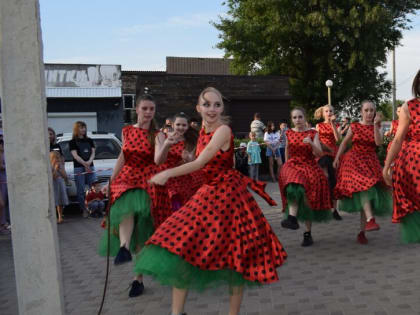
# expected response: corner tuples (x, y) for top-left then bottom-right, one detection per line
(134, 127), (287, 290)
(386, 119), (399, 153)
(334, 122), (392, 215)
(99, 125), (171, 256)
(391, 98), (420, 243)
(317, 122), (339, 158)
(162, 140), (206, 210)
(279, 129), (332, 221)
(317, 122), (339, 190)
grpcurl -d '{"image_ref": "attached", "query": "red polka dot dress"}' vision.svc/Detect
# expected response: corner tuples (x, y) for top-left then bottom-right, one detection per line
(99, 125), (171, 256)
(161, 140), (206, 210)
(134, 127), (287, 289)
(279, 129), (332, 221)
(317, 122), (339, 158)
(387, 119), (399, 153)
(334, 122), (391, 215)
(391, 98), (420, 243)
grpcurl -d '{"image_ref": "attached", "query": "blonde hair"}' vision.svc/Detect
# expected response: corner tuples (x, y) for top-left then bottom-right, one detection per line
(197, 87), (230, 124)
(249, 131), (256, 138)
(72, 121), (87, 140)
(314, 104), (334, 120)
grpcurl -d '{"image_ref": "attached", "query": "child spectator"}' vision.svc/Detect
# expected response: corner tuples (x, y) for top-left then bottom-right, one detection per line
(235, 142), (249, 176)
(247, 132), (262, 180)
(50, 151), (69, 224)
(85, 181), (106, 217)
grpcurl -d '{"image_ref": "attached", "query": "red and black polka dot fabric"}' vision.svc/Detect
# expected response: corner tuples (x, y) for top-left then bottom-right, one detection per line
(279, 129), (332, 210)
(392, 98), (420, 223)
(110, 125), (171, 228)
(334, 122), (383, 199)
(145, 127), (287, 284)
(162, 141), (206, 206)
(317, 122), (339, 158)
(387, 119), (399, 153)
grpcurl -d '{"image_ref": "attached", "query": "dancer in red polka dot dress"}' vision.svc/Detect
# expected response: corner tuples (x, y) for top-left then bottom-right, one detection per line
(333, 100), (392, 245)
(314, 104), (343, 220)
(135, 87), (287, 315)
(383, 71), (420, 243)
(98, 94), (171, 298)
(279, 107), (332, 247)
(155, 112), (205, 211)
(385, 105), (401, 153)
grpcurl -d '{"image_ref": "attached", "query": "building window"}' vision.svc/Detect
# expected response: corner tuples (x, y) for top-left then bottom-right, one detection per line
(123, 94), (135, 109)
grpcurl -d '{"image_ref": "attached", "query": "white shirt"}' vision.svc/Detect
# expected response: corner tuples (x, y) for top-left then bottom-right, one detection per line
(264, 131), (280, 150)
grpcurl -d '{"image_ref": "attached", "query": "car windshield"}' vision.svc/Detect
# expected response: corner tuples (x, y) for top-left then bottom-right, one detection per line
(59, 139), (121, 162)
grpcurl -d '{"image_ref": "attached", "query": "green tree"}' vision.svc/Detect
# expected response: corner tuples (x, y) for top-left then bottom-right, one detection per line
(214, 0), (420, 114)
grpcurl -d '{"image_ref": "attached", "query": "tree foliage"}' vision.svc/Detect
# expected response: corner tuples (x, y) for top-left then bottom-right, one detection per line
(214, 0), (420, 115)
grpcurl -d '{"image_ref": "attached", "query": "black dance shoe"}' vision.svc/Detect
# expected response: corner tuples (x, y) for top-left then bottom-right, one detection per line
(114, 246), (132, 265)
(333, 209), (342, 221)
(301, 232), (314, 247)
(128, 280), (144, 297)
(281, 215), (299, 230)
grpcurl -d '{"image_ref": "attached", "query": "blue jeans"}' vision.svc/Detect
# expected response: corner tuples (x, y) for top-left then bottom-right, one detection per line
(88, 200), (105, 214)
(74, 166), (97, 211)
(249, 164), (259, 181)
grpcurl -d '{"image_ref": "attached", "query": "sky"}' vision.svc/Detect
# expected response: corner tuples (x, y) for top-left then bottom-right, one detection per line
(39, 0), (420, 101)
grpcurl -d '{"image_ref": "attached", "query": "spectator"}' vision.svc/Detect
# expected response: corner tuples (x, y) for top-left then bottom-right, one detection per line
(85, 181), (106, 218)
(264, 121), (282, 182)
(339, 117), (350, 136)
(235, 142), (249, 176)
(48, 127), (63, 156)
(50, 151), (69, 224)
(189, 117), (201, 131)
(247, 132), (262, 180)
(250, 112), (266, 139)
(278, 122), (288, 163)
(69, 121), (96, 217)
(161, 117), (173, 135)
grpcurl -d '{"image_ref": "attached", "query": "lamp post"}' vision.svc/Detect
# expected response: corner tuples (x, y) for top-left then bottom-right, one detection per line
(325, 80), (333, 105)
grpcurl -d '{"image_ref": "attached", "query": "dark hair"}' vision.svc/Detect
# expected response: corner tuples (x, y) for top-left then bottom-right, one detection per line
(254, 112), (261, 120)
(412, 69), (420, 98)
(48, 127), (56, 144)
(136, 94), (158, 146)
(173, 112), (198, 152)
(266, 121), (277, 133)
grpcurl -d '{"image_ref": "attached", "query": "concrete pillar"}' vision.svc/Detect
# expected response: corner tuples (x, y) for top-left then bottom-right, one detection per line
(0, 1), (65, 314)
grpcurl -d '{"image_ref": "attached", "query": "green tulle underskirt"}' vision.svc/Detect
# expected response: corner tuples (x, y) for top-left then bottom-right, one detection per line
(284, 184), (332, 222)
(338, 184), (392, 217)
(134, 244), (260, 292)
(98, 189), (154, 256)
(401, 211), (420, 244)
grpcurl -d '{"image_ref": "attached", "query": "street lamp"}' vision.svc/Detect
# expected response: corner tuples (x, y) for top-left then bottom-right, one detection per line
(325, 80), (333, 105)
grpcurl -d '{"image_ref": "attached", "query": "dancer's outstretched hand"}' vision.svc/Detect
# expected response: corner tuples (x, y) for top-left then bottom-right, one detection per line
(149, 170), (170, 186)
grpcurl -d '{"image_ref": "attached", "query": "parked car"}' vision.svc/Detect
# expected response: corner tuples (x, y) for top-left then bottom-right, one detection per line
(56, 132), (122, 203)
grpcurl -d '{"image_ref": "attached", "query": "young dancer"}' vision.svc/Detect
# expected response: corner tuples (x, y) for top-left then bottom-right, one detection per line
(155, 112), (204, 210)
(98, 94), (171, 297)
(333, 101), (392, 244)
(135, 87), (287, 315)
(383, 71), (420, 243)
(385, 105), (402, 152)
(314, 104), (342, 220)
(279, 107), (332, 246)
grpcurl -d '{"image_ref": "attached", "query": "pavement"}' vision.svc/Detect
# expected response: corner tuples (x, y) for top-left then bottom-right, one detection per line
(1, 182), (420, 315)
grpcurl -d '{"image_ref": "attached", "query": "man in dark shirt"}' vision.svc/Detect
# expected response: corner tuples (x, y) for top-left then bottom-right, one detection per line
(235, 142), (249, 176)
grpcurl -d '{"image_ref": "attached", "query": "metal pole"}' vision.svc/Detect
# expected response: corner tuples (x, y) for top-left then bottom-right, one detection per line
(328, 87), (331, 105)
(392, 48), (396, 120)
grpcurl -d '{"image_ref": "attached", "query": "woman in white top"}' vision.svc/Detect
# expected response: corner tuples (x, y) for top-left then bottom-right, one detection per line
(264, 121), (283, 182)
